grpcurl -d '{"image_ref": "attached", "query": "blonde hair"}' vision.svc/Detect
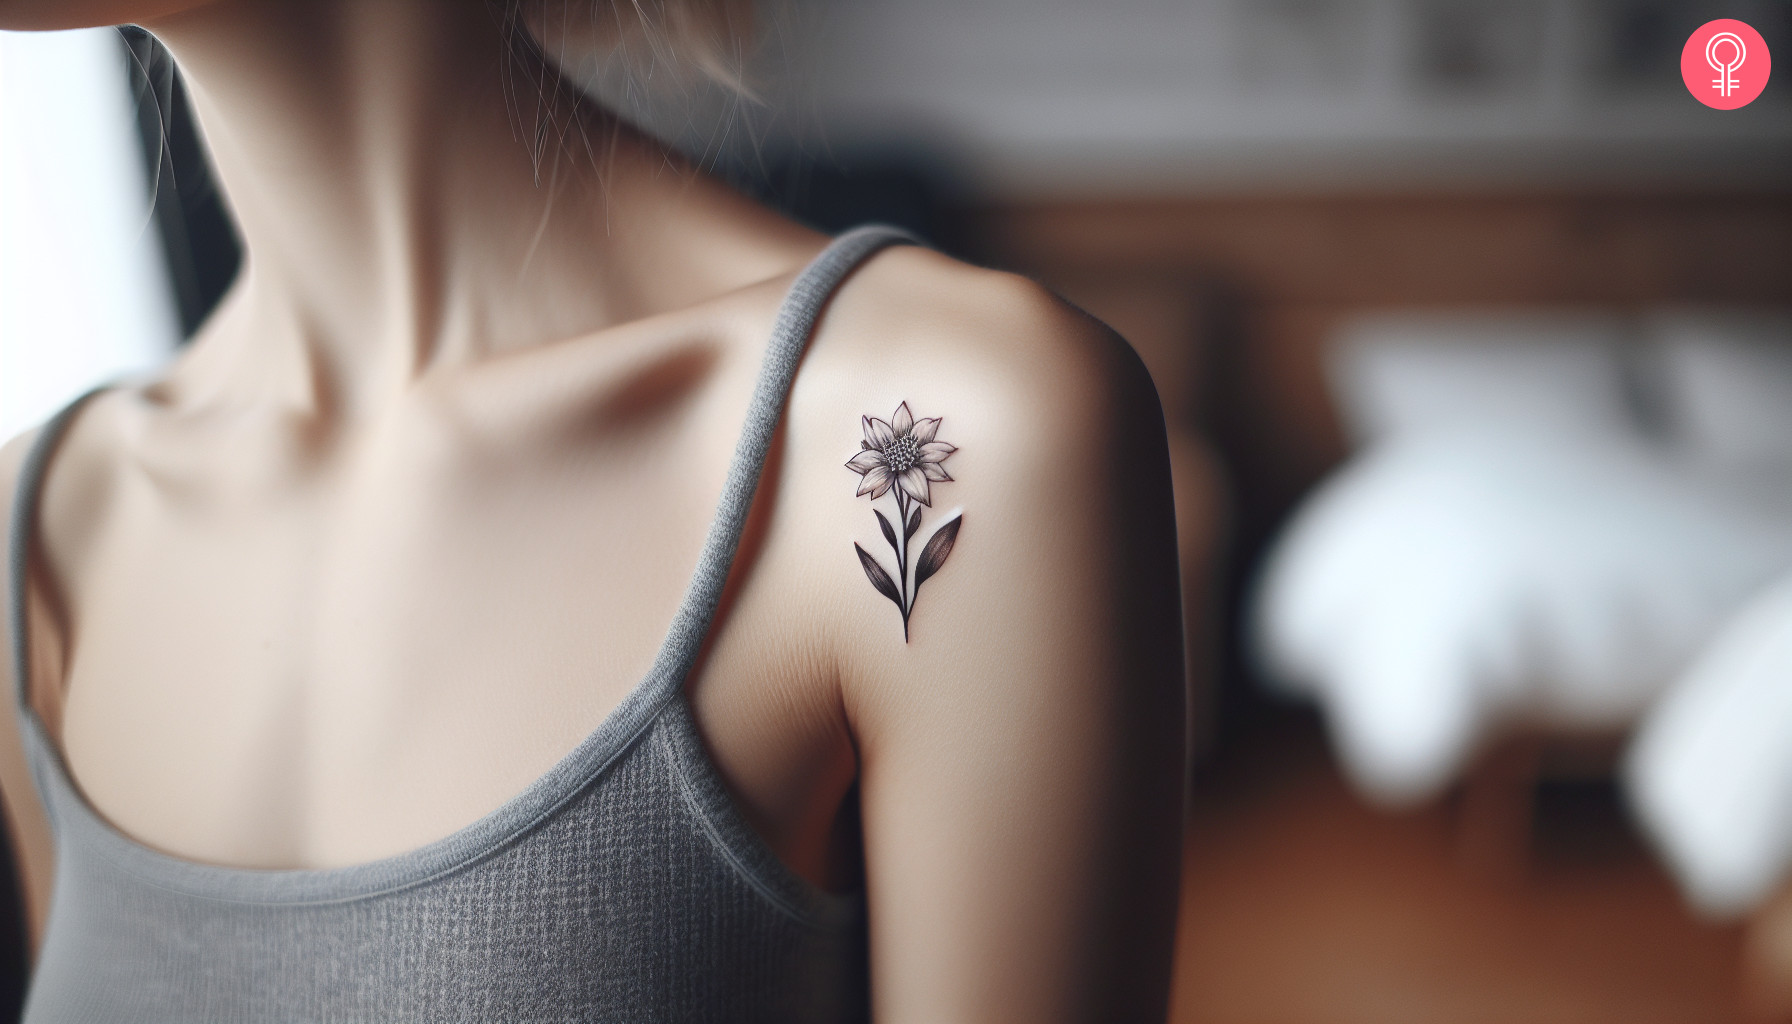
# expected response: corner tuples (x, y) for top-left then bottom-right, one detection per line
(502, 0), (761, 181)
(520, 0), (757, 98)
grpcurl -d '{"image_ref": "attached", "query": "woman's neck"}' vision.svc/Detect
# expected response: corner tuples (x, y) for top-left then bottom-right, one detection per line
(146, 0), (812, 418)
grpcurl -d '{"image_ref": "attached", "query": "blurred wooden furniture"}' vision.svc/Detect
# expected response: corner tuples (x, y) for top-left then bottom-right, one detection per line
(1168, 712), (1750, 1024)
(1747, 881), (1792, 1023)
(969, 190), (1792, 514)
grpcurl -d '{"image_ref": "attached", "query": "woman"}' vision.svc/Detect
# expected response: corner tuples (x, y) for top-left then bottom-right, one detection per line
(0, 1), (1185, 1020)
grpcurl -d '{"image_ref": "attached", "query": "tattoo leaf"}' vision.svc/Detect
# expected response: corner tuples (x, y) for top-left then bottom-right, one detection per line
(905, 507), (921, 539)
(913, 515), (962, 592)
(854, 543), (905, 612)
(875, 509), (900, 559)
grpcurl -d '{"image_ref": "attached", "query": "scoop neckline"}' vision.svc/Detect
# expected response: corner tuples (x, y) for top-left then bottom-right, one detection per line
(25, 663), (681, 904)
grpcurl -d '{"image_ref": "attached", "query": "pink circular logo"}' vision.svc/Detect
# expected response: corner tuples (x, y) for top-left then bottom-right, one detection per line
(1682, 19), (1770, 109)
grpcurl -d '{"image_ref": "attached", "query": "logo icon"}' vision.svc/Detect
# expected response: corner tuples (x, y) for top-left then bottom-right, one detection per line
(1682, 20), (1770, 109)
(1708, 31), (1746, 96)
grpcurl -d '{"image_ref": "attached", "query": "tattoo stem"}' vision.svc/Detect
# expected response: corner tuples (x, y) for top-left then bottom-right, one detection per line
(895, 490), (912, 641)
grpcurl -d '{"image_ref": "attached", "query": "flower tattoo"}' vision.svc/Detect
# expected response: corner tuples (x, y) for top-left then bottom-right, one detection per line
(845, 402), (962, 642)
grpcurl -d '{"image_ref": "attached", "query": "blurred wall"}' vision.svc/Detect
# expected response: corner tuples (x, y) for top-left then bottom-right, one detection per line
(754, 0), (1792, 195)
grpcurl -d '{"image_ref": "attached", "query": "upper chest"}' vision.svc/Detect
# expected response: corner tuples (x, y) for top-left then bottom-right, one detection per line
(32, 321), (857, 872)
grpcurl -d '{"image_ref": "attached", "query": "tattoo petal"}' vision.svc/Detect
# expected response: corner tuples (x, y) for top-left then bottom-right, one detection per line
(910, 417), (941, 444)
(920, 462), (951, 482)
(897, 467), (931, 506)
(917, 441), (955, 463)
(857, 465), (893, 497)
(891, 402), (914, 437)
(865, 416), (896, 449)
(845, 450), (884, 474)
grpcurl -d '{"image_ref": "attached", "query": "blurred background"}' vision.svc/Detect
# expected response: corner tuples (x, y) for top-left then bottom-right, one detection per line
(3, 2), (1792, 1021)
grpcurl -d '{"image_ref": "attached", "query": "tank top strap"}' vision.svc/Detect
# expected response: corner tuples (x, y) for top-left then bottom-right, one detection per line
(633, 224), (915, 711)
(8, 385), (112, 721)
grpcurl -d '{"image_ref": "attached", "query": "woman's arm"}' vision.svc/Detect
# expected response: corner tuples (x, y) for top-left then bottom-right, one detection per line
(826, 260), (1186, 1022)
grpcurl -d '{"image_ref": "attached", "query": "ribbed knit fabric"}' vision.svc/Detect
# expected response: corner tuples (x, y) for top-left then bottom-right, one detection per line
(5, 225), (912, 1023)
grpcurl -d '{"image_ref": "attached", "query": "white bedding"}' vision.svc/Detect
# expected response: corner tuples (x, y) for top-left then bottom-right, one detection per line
(1257, 427), (1792, 805)
(1625, 312), (1792, 917)
(1628, 573), (1792, 917)
(1255, 310), (1792, 814)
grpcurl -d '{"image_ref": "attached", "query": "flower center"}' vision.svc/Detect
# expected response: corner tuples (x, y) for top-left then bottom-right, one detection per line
(884, 433), (920, 473)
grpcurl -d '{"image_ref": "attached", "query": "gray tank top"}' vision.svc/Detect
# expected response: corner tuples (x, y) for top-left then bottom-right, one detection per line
(6, 226), (913, 1023)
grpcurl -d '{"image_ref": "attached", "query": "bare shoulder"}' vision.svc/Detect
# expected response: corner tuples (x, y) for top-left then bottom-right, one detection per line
(0, 390), (133, 720)
(789, 245), (1171, 537)
(813, 244), (1162, 434)
(780, 241), (1181, 689)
